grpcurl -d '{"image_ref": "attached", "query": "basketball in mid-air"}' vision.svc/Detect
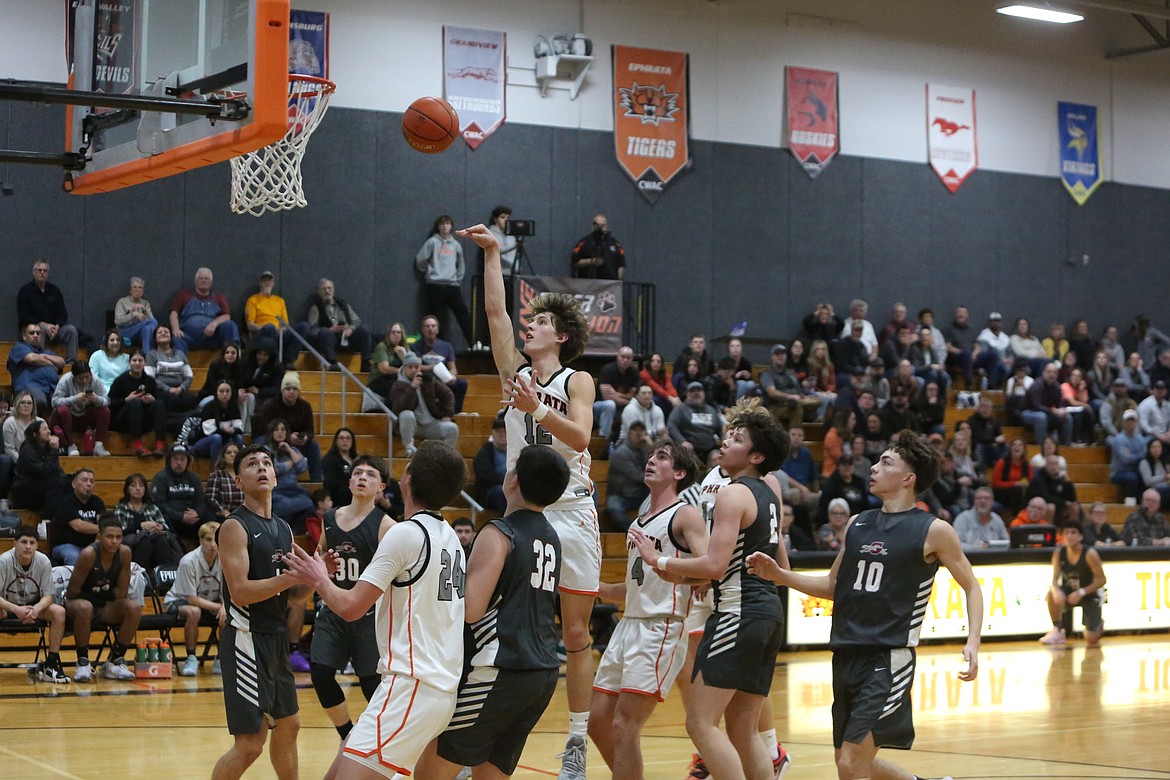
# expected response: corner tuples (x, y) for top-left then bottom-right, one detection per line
(402, 97), (459, 154)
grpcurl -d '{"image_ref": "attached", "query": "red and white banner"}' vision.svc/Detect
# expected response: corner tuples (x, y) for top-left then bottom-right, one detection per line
(443, 26), (506, 150)
(785, 66), (839, 179)
(926, 84), (978, 193)
(612, 45), (690, 203)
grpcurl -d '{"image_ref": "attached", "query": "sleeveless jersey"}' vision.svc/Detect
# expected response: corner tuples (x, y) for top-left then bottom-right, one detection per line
(360, 510), (465, 692)
(323, 506), (385, 592)
(221, 506), (294, 634)
(830, 507), (939, 649)
(712, 476), (782, 620)
(0, 549), (52, 607)
(625, 501), (692, 620)
(689, 466), (730, 527)
(80, 543), (122, 608)
(1058, 545), (1094, 592)
(504, 366), (593, 511)
(467, 509), (561, 670)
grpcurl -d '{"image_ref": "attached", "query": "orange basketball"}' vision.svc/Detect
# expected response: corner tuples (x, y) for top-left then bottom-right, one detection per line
(402, 97), (459, 154)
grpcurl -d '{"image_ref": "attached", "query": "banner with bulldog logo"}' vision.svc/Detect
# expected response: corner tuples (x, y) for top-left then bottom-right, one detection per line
(1058, 101), (1101, 205)
(786, 66), (839, 179)
(289, 10), (329, 78)
(612, 45), (690, 203)
(443, 26), (506, 150)
(514, 276), (623, 355)
(926, 84), (978, 193)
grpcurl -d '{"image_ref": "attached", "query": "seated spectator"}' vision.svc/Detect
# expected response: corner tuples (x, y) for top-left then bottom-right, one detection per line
(856, 357), (890, 409)
(950, 429), (983, 485)
(781, 426), (821, 520)
(242, 338), (285, 418)
(782, 500), (817, 553)
(1098, 325), (1125, 370)
(1139, 438), (1170, 509)
(1087, 351), (1116, 416)
(1122, 489), (1170, 546)
(878, 324), (920, 377)
(1003, 362), (1032, 426)
(108, 350), (167, 457)
(0, 525), (69, 682)
(802, 302), (843, 344)
(914, 381), (947, 436)
(968, 395), (1006, 467)
(64, 517), (141, 681)
(606, 421), (651, 531)
(10, 420), (66, 514)
(113, 472), (181, 569)
(2, 390), (43, 460)
(1012, 495), (1052, 527)
(850, 433), (874, 477)
(943, 305), (976, 387)
(674, 334), (715, 379)
(1039, 522), (1106, 647)
(1084, 501), (1124, 547)
(412, 315), (468, 414)
(366, 322), (408, 406)
(818, 454), (870, 523)
(472, 417), (508, 514)
(1029, 436), (1068, 476)
(667, 382), (724, 462)
(620, 384), (668, 443)
(1027, 454), (1080, 524)
(726, 337), (758, 399)
(168, 267), (240, 353)
(296, 278), (373, 371)
(389, 354), (458, 458)
(932, 451), (966, 522)
(145, 325), (196, 413)
(17, 259), (80, 363)
(788, 338), (811, 381)
(305, 488), (331, 550)
(760, 343), (818, 423)
(89, 329), (129, 391)
(205, 442), (243, 520)
(817, 498), (851, 552)
(991, 437), (1032, 515)
(198, 343), (255, 434)
(706, 357), (739, 412)
(1011, 318), (1050, 378)
(414, 215), (474, 345)
(639, 352), (680, 419)
(879, 388), (920, 435)
(1099, 377), (1137, 440)
(805, 339), (837, 418)
(50, 468), (104, 565)
(878, 302), (911, 347)
(1057, 346), (1079, 386)
(1021, 362), (1073, 445)
(1068, 320), (1097, 370)
(840, 298), (879, 355)
(1109, 410), (1148, 499)
(254, 372), (322, 479)
(150, 444), (214, 545)
(831, 321), (870, 387)
(7, 322), (65, 416)
(594, 346), (640, 441)
(189, 380), (243, 464)
(50, 360), (111, 457)
(244, 270), (299, 366)
(1138, 380), (1170, 445)
(1042, 323), (1071, 364)
(1119, 351), (1150, 403)
(860, 413), (889, 461)
(975, 312), (1013, 389)
(322, 427), (358, 507)
(953, 487), (1009, 551)
(671, 357), (704, 399)
(821, 409), (854, 479)
(113, 276), (159, 352)
(452, 517), (476, 559)
(375, 474), (405, 521)
(164, 520), (225, 677)
(267, 418), (316, 532)
(1061, 367), (1095, 443)
(915, 327), (950, 392)
(889, 359), (921, 400)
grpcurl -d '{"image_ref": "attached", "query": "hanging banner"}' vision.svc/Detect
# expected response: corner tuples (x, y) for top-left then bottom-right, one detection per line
(515, 276), (623, 355)
(785, 66), (839, 179)
(289, 10), (330, 78)
(1058, 101), (1102, 205)
(612, 45), (690, 203)
(443, 26), (507, 150)
(926, 84), (978, 193)
(93, 0), (137, 97)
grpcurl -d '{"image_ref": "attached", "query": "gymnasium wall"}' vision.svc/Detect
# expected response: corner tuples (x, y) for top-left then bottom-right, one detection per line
(2, 0), (1169, 360)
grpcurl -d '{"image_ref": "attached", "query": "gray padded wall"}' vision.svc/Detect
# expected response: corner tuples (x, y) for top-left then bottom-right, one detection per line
(1, 100), (1168, 364)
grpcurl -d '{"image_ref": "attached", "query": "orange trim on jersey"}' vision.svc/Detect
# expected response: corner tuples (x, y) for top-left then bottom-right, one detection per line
(652, 618), (673, 692)
(591, 685), (620, 697)
(406, 584), (415, 676)
(341, 674), (420, 774)
(619, 686), (666, 702)
(559, 585), (601, 596)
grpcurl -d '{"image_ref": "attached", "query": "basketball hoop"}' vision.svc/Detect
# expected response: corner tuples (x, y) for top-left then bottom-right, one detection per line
(230, 74), (335, 216)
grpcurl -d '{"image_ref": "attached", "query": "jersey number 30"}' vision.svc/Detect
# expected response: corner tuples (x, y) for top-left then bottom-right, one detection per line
(524, 413), (553, 446)
(530, 540), (557, 591)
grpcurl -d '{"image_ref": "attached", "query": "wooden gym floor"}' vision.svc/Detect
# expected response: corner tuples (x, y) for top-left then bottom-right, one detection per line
(1, 635), (1169, 779)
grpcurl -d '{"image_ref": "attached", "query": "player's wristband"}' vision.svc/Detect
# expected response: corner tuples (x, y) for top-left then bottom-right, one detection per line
(657, 556), (670, 571)
(1077, 588), (1086, 598)
(533, 402), (550, 422)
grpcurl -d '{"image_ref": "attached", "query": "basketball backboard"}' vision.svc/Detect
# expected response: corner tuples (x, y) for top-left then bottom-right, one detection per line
(64, 0), (289, 194)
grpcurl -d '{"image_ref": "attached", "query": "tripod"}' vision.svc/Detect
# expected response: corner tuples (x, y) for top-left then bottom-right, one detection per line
(511, 236), (535, 276)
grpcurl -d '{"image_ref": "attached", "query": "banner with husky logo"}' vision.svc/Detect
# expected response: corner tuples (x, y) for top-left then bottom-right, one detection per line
(443, 26), (506, 150)
(514, 276), (623, 355)
(786, 66), (839, 179)
(93, 0), (137, 96)
(1058, 101), (1101, 205)
(612, 45), (690, 203)
(926, 84), (977, 193)
(289, 10), (329, 78)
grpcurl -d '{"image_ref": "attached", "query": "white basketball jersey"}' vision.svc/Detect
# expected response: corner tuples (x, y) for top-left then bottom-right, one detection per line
(504, 365), (593, 511)
(624, 502), (691, 620)
(360, 510), (465, 693)
(694, 466), (732, 527)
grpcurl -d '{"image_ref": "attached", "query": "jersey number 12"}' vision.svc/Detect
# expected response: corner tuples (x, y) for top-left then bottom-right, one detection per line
(524, 413), (553, 446)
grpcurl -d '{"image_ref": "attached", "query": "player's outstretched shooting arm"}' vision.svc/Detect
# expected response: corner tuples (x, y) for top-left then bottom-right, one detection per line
(459, 224), (524, 378)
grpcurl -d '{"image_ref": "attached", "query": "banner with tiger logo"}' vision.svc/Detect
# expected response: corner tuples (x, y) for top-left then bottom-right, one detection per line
(1058, 101), (1101, 205)
(926, 84), (978, 193)
(612, 45), (690, 203)
(443, 26), (507, 150)
(786, 66), (839, 179)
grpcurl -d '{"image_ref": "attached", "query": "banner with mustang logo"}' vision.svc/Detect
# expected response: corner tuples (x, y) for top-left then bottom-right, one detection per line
(515, 276), (623, 355)
(785, 66), (839, 179)
(443, 26), (506, 150)
(926, 84), (977, 193)
(612, 45), (690, 203)
(1058, 101), (1101, 205)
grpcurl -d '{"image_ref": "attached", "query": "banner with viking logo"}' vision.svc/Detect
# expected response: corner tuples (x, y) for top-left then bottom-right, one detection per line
(1058, 101), (1101, 205)
(443, 26), (506, 150)
(514, 276), (623, 355)
(785, 66), (839, 179)
(926, 84), (977, 193)
(93, 0), (137, 96)
(612, 45), (690, 203)
(289, 10), (330, 78)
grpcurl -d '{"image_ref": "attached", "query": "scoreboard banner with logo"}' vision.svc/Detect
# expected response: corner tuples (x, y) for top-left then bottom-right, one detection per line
(443, 26), (507, 150)
(612, 45), (690, 203)
(785, 66), (839, 179)
(514, 276), (623, 356)
(926, 83), (978, 193)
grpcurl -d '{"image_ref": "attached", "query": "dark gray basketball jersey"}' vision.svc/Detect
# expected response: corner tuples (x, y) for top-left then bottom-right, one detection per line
(831, 507), (939, 649)
(221, 506), (294, 633)
(467, 509), (561, 671)
(712, 476), (782, 620)
(324, 507), (385, 591)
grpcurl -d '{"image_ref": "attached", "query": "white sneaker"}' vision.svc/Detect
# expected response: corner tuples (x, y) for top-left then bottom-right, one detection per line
(403, 445), (417, 459)
(37, 663), (69, 684)
(93, 441), (111, 457)
(73, 659), (93, 682)
(67, 445), (80, 457)
(455, 768), (472, 780)
(212, 658), (222, 675)
(1040, 627), (1066, 645)
(101, 658), (136, 680)
(557, 735), (587, 780)
(179, 656), (199, 676)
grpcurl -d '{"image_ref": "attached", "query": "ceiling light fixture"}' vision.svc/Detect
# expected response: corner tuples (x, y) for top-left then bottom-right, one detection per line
(997, 4), (1085, 23)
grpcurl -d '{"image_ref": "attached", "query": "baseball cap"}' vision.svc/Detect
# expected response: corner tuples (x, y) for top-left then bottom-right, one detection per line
(988, 312), (1003, 321)
(868, 357), (884, 368)
(402, 353), (422, 367)
(259, 270), (275, 279)
(1123, 409), (1139, 420)
(1155, 380), (1168, 390)
(771, 343), (787, 354)
(1112, 377), (1127, 386)
(851, 321), (865, 330)
(686, 381), (705, 391)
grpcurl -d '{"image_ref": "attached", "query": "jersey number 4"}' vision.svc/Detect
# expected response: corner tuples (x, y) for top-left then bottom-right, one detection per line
(852, 560), (885, 592)
(438, 549), (466, 601)
(524, 413), (553, 446)
(530, 540), (557, 591)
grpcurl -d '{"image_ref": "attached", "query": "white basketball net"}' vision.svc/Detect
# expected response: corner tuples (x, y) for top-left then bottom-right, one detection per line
(230, 75), (335, 216)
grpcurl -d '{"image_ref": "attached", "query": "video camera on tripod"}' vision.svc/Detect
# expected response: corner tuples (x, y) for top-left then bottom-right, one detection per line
(504, 218), (535, 238)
